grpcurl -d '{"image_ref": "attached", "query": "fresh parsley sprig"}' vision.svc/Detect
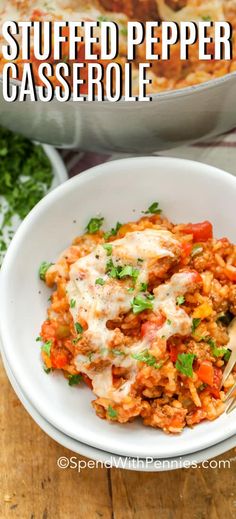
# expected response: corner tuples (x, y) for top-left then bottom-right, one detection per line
(142, 202), (162, 215)
(176, 353), (196, 378)
(131, 295), (154, 314)
(104, 222), (122, 240)
(132, 349), (162, 369)
(68, 374), (83, 386)
(39, 261), (53, 281)
(86, 217), (104, 234)
(106, 260), (139, 282)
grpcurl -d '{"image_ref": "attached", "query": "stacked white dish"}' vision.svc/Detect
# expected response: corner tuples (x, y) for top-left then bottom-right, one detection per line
(0, 157), (235, 471)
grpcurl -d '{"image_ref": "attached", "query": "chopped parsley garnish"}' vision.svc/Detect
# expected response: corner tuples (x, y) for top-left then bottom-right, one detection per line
(175, 353), (196, 378)
(202, 15), (212, 21)
(36, 336), (42, 342)
(95, 278), (105, 286)
(70, 299), (76, 308)
(191, 244), (203, 257)
(146, 293), (154, 300)
(44, 367), (51, 374)
(41, 340), (52, 357)
(142, 202), (162, 215)
(68, 374), (83, 386)
(137, 258), (144, 264)
(104, 222), (122, 240)
(72, 337), (82, 344)
(107, 405), (118, 419)
(191, 318), (201, 333)
(39, 261), (53, 281)
(75, 322), (83, 335)
(97, 15), (110, 23)
(103, 243), (113, 256)
(119, 265), (139, 281)
(140, 282), (148, 292)
(131, 295), (154, 314)
(106, 259), (119, 278)
(86, 217), (104, 234)
(120, 25), (128, 36)
(131, 349), (162, 369)
(176, 295), (185, 305)
(224, 349), (231, 362)
(106, 260), (139, 282)
(167, 319), (172, 325)
(205, 337), (228, 358)
(127, 287), (134, 293)
(112, 349), (125, 356)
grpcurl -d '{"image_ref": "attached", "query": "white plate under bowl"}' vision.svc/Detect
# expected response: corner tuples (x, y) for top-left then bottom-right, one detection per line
(1, 157), (236, 459)
(1, 348), (235, 472)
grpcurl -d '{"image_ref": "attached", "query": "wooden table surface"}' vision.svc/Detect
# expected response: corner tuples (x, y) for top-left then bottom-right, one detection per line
(1, 357), (236, 519)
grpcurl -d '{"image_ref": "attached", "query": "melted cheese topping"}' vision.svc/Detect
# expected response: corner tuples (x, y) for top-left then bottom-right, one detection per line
(157, 0), (225, 22)
(67, 229), (197, 402)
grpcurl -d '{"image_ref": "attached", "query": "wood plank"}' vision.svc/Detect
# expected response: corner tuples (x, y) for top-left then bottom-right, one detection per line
(111, 450), (236, 519)
(1, 354), (236, 519)
(0, 359), (112, 519)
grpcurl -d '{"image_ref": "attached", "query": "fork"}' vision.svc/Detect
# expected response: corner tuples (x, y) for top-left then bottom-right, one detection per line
(221, 317), (236, 388)
(224, 379), (236, 413)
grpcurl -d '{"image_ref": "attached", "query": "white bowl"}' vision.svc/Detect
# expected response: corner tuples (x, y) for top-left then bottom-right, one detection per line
(1, 157), (236, 459)
(1, 348), (235, 472)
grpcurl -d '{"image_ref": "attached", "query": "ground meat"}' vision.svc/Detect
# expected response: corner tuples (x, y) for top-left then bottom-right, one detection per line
(191, 251), (214, 272)
(228, 284), (236, 314)
(209, 279), (229, 313)
(186, 340), (212, 362)
(164, 0), (187, 11)
(99, 0), (159, 20)
(148, 256), (180, 287)
(142, 403), (187, 433)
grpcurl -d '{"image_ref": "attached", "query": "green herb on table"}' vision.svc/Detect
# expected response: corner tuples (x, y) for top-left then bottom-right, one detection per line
(0, 126), (53, 264)
(175, 353), (196, 378)
(142, 202), (162, 215)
